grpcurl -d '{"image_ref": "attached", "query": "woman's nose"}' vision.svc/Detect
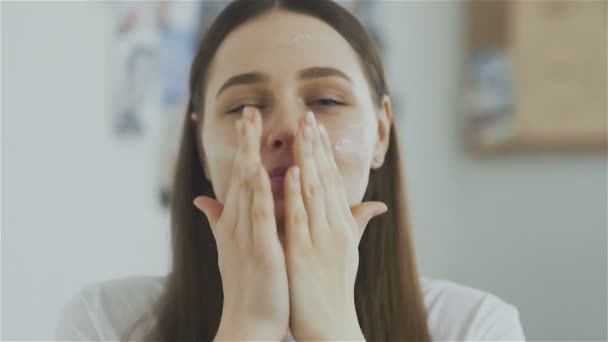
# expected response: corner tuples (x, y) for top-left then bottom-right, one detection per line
(262, 112), (302, 153)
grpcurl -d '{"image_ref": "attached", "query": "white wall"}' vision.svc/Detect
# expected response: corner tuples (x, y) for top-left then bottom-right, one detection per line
(1, 1), (606, 341)
(2, 2), (171, 340)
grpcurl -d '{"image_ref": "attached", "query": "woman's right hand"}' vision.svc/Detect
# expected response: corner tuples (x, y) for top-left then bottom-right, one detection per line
(194, 107), (290, 341)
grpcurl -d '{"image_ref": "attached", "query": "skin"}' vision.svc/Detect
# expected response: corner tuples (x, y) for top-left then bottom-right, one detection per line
(193, 9), (393, 341)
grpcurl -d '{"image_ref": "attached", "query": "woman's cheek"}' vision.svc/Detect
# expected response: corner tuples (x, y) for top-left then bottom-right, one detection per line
(326, 123), (375, 205)
(202, 133), (239, 204)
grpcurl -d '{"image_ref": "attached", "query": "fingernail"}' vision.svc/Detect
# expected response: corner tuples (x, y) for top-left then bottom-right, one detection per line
(305, 111), (316, 126)
(303, 125), (312, 142)
(376, 205), (388, 216)
(243, 106), (253, 121)
(193, 198), (203, 212)
(292, 166), (300, 180)
(250, 108), (258, 122)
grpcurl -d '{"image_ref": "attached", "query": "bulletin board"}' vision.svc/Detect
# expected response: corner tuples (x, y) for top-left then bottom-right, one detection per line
(466, 1), (607, 153)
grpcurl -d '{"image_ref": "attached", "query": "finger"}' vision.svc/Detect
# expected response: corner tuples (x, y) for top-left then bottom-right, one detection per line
(193, 195), (223, 228)
(235, 107), (262, 246)
(319, 124), (349, 211)
(285, 166), (311, 247)
(236, 164), (254, 248)
(251, 164), (279, 251)
(294, 112), (327, 241)
(316, 124), (347, 228)
(240, 106), (262, 173)
(222, 132), (244, 229)
(351, 201), (388, 238)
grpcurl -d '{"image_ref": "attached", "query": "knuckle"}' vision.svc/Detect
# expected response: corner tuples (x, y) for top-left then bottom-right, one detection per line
(253, 246), (282, 270)
(292, 210), (307, 226)
(319, 168), (334, 186)
(253, 175), (266, 192)
(241, 171), (256, 190)
(303, 181), (320, 198)
(252, 204), (272, 223)
(238, 176), (248, 190)
(288, 179), (300, 195)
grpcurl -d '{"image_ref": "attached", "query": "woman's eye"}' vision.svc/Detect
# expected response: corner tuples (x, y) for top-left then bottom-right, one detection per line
(226, 104), (263, 114)
(310, 98), (345, 107)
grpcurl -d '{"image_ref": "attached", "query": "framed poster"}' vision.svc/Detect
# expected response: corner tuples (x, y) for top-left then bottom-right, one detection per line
(467, 1), (607, 153)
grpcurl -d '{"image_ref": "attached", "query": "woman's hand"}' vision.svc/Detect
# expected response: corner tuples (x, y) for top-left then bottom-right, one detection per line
(194, 107), (289, 341)
(284, 111), (387, 341)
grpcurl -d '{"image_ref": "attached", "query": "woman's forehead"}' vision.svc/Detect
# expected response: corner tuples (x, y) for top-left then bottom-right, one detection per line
(206, 9), (366, 90)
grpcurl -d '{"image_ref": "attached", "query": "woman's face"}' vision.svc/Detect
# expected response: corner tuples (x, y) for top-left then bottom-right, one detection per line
(198, 9), (391, 229)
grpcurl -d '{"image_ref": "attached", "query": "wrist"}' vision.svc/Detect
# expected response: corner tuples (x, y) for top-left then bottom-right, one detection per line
(215, 319), (283, 341)
(313, 319), (365, 341)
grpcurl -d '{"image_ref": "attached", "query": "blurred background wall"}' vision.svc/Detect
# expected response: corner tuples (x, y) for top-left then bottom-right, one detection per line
(2, 1), (606, 340)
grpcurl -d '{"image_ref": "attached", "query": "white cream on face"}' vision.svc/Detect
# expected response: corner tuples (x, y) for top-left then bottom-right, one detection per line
(328, 123), (376, 164)
(320, 121), (377, 205)
(334, 138), (353, 155)
(289, 32), (313, 44)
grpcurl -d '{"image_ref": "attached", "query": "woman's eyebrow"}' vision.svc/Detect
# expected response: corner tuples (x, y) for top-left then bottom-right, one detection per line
(298, 67), (352, 84)
(215, 67), (352, 98)
(216, 72), (269, 98)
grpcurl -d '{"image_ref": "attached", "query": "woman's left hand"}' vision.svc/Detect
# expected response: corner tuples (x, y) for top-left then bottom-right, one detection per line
(284, 111), (387, 341)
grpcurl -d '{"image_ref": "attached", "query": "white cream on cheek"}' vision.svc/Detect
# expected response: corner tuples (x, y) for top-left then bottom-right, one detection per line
(325, 122), (376, 205)
(328, 123), (375, 164)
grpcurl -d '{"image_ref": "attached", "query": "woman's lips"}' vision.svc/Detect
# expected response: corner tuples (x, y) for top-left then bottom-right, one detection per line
(268, 167), (289, 196)
(270, 175), (285, 196)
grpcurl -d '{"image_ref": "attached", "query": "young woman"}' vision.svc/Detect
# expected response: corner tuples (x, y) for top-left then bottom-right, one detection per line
(56, 1), (525, 341)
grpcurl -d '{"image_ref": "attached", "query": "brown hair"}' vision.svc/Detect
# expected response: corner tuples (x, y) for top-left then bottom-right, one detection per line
(125, 0), (431, 341)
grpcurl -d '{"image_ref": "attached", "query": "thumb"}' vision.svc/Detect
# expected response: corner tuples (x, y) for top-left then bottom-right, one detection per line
(351, 201), (388, 235)
(193, 196), (223, 228)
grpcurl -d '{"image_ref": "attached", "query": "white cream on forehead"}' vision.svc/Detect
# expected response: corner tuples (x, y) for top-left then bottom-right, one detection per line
(289, 32), (313, 44)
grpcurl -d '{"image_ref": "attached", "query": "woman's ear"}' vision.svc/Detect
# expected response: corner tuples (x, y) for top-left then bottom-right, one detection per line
(371, 95), (393, 169)
(192, 111), (212, 180)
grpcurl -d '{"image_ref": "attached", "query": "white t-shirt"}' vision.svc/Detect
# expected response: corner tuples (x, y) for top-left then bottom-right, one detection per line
(55, 275), (526, 341)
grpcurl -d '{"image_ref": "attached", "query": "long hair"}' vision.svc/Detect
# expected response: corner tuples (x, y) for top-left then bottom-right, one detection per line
(124, 0), (431, 341)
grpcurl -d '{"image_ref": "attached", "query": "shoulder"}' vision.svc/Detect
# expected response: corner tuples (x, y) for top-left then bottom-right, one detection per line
(420, 276), (526, 341)
(54, 275), (166, 341)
